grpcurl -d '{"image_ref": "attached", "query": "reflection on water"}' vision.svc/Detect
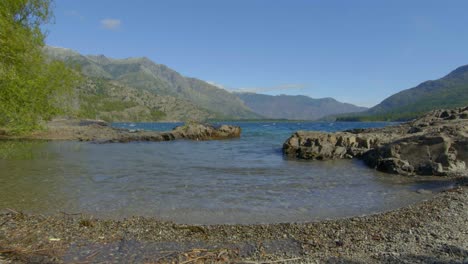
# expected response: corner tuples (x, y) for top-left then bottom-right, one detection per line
(0, 140), (48, 160)
(0, 122), (456, 224)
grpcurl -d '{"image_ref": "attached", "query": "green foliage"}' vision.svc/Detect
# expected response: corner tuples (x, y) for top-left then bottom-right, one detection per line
(0, 0), (80, 134)
(77, 94), (104, 118)
(150, 109), (166, 120)
(336, 111), (425, 122)
(78, 94), (138, 117)
(100, 100), (138, 112)
(76, 83), (168, 122)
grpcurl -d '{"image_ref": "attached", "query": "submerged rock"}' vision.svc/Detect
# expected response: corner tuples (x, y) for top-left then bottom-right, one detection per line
(283, 106), (468, 177)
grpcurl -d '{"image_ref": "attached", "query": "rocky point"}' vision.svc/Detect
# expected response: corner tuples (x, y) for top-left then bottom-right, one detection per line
(283, 107), (468, 177)
(0, 119), (241, 143)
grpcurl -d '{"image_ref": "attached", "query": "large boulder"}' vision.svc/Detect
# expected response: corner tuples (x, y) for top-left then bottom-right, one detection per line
(363, 135), (466, 176)
(283, 131), (385, 160)
(282, 106), (468, 177)
(172, 123), (241, 140)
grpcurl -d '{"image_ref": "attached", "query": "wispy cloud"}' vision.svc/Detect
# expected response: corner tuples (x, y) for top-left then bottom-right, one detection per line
(100, 18), (121, 30)
(235, 83), (306, 93)
(204, 81), (307, 94)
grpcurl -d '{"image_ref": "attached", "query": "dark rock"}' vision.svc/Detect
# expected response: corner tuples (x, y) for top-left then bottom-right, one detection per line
(344, 128), (366, 134)
(440, 110), (450, 119)
(378, 158), (414, 176)
(407, 126), (423, 134)
(447, 114), (458, 120)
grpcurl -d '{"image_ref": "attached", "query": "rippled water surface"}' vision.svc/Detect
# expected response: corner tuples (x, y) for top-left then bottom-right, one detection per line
(0, 122), (455, 224)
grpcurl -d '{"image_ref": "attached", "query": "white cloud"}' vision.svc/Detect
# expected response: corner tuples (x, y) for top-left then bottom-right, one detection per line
(206, 81), (226, 90)
(100, 18), (121, 30)
(235, 83), (306, 93)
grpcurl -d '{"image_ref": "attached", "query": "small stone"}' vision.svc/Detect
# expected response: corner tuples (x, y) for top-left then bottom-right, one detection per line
(416, 189), (432, 195)
(335, 239), (344, 247)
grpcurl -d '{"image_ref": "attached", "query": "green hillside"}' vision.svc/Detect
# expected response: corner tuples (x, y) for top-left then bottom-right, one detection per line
(45, 46), (261, 121)
(77, 78), (215, 122)
(236, 93), (367, 120)
(336, 65), (468, 121)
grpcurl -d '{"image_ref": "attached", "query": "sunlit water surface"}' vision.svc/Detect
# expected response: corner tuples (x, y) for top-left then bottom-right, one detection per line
(0, 122), (455, 224)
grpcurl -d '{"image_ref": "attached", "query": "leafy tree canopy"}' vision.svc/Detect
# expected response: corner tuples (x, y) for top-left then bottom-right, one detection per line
(0, 0), (81, 133)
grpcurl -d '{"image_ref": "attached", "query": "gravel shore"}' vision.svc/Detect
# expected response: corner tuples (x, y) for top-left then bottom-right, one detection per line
(1, 180), (466, 263)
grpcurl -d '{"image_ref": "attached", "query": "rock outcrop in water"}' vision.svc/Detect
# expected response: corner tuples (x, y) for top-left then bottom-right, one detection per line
(1, 119), (241, 143)
(283, 107), (468, 176)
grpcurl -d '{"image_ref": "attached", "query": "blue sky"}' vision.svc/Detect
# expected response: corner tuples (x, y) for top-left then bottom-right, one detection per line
(45, 0), (468, 107)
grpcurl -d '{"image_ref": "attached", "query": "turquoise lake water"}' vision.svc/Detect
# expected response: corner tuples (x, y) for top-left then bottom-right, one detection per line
(0, 122), (455, 224)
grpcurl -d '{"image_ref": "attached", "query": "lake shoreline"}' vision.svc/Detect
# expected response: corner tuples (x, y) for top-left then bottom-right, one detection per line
(1, 179), (466, 263)
(1, 110), (467, 262)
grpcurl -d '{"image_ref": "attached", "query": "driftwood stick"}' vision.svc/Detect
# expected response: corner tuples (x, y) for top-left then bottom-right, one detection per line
(180, 253), (216, 264)
(5, 208), (20, 215)
(242, 257), (302, 264)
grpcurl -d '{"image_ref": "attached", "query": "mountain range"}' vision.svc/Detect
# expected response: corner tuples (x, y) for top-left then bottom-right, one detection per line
(47, 46), (468, 122)
(236, 93), (367, 120)
(45, 46), (367, 122)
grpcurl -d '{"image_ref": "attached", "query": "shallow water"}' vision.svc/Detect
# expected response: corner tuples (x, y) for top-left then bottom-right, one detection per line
(0, 122), (455, 224)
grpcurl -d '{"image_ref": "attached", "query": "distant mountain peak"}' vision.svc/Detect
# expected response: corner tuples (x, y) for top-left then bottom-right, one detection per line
(87, 54), (113, 64)
(446, 64), (468, 79)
